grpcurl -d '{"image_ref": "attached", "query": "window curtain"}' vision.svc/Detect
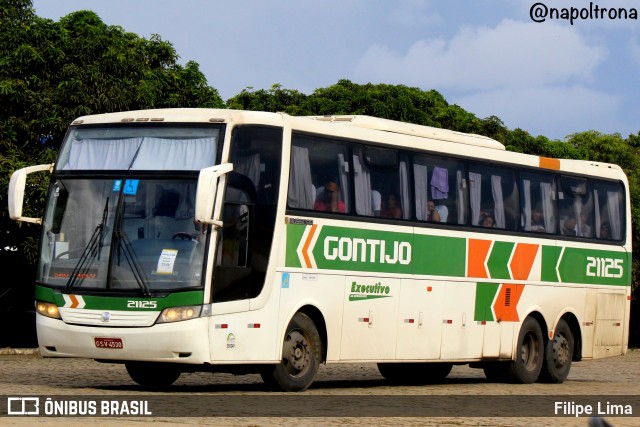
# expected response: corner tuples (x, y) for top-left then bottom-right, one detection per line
(414, 164), (428, 221)
(61, 138), (143, 170)
(573, 196), (583, 237)
(594, 189), (602, 238)
(457, 170), (465, 224)
(522, 179), (532, 230)
(353, 152), (372, 215)
(132, 137), (216, 170)
(469, 172), (481, 225)
(491, 175), (505, 228)
(287, 146), (315, 209)
(233, 153), (261, 188)
(607, 190), (622, 239)
(399, 160), (410, 219)
(62, 137), (217, 171)
(338, 154), (350, 211)
(540, 182), (556, 233)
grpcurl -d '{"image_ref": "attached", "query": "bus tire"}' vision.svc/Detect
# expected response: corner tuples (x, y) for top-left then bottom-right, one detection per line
(260, 312), (322, 392)
(540, 319), (574, 383)
(125, 362), (181, 389)
(378, 362), (453, 384)
(507, 316), (544, 384)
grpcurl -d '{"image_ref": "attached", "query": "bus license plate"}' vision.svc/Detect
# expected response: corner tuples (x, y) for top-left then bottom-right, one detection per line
(94, 337), (123, 349)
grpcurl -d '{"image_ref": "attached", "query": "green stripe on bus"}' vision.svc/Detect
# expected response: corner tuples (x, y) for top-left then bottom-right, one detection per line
(35, 285), (204, 310)
(557, 248), (630, 286)
(541, 246), (562, 282)
(285, 223), (630, 286)
(474, 283), (499, 322)
(412, 235), (466, 277)
(486, 241), (514, 280)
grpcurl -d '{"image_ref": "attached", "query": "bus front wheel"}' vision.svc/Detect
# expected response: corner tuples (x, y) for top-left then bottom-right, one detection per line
(507, 316), (544, 383)
(539, 319), (574, 383)
(260, 312), (322, 392)
(125, 362), (181, 389)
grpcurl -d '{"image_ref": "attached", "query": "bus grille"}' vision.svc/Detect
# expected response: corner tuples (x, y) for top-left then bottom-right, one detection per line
(59, 308), (158, 327)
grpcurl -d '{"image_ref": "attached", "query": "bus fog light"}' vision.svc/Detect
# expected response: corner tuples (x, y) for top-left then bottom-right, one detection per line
(36, 301), (61, 319)
(157, 305), (202, 323)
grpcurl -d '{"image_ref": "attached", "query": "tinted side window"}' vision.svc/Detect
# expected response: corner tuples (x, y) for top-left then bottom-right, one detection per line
(413, 154), (467, 225)
(468, 163), (519, 230)
(288, 134), (350, 213)
(519, 171), (558, 234)
(592, 180), (625, 241)
(355, 145), (411, 220)
(559, 176), (593, 237)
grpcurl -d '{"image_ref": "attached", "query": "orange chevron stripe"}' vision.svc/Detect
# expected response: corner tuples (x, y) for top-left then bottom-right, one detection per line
(510, 243), (539, 281)
(468, 239), (491, 278)
(302, 225), (318, 268)
(493, 284), (524, 322)
(69, 294), (79, 309)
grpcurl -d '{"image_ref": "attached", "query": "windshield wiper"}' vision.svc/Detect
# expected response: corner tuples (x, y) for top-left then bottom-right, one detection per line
(113, 228), (151, 297)
(64, 197), (109, 293)
(113, 201), (151, 297)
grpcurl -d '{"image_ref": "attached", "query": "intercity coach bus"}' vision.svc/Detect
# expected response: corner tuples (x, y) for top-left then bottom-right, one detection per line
(8, 109), (631, 391)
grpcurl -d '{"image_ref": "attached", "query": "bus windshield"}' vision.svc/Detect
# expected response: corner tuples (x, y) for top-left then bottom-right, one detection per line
(38, 177), (207, 293)
(37, 123), (222, 293)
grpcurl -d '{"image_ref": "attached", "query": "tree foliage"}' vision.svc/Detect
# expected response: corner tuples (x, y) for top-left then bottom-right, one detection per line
(0, 1), (224, 263)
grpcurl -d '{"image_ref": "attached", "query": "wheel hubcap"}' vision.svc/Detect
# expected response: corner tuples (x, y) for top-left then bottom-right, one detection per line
(285, 330), (310, 375)
(554, 334), (570, 367)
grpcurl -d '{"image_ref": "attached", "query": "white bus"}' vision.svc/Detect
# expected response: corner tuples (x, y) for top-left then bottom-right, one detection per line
(9, 109), (631, 391)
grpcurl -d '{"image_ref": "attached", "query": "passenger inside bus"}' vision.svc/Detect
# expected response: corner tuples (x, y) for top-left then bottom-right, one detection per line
(426, 200), (441, 222)
(561, 217), (577, 236)
(381, 193), (402, 219)
(530, 209), (545, 232)
(480, 213), (495, 228)
(314, 181), (345, 213)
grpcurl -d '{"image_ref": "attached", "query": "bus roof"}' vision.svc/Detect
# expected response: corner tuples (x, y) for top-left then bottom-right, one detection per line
(305, 115), (506, 151)
(69, 108), (625, 179)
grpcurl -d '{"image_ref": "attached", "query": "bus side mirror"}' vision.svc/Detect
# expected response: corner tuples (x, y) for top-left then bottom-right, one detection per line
(8, 163), (54, 225)
(195, 163), (233, 227)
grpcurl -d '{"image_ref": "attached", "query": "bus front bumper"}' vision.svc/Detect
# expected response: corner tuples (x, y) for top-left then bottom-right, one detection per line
(36, 313), (211, 364)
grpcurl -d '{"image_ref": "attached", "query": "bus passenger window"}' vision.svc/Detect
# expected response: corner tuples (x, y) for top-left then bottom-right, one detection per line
(592, 180), (625, 241)
(519, 171), (557, 234)
(289, 135), (350, 213)
(559, 176), (593, 238)
(468, 164), (518, 230)
(414, 155), (466, 225)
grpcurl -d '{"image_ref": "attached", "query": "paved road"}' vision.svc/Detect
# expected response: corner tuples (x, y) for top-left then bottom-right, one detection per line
(1, 349), (639, 426)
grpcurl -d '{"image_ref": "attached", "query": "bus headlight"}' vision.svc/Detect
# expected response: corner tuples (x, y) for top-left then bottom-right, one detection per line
(35, 301), (61, 319)
(156, 305), (202, 324)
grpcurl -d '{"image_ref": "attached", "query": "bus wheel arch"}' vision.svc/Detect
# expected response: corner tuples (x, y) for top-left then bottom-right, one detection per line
(260, 309), (324, 392)
(296, 305), (328, 363)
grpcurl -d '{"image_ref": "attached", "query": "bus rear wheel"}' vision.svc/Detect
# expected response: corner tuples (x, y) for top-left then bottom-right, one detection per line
(507, 316), (544, 383)
(260, 312), (322, 392)
(378, 362), (453, 384)
(539, 319), (574, 383)
(125, 362), (181, 389)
